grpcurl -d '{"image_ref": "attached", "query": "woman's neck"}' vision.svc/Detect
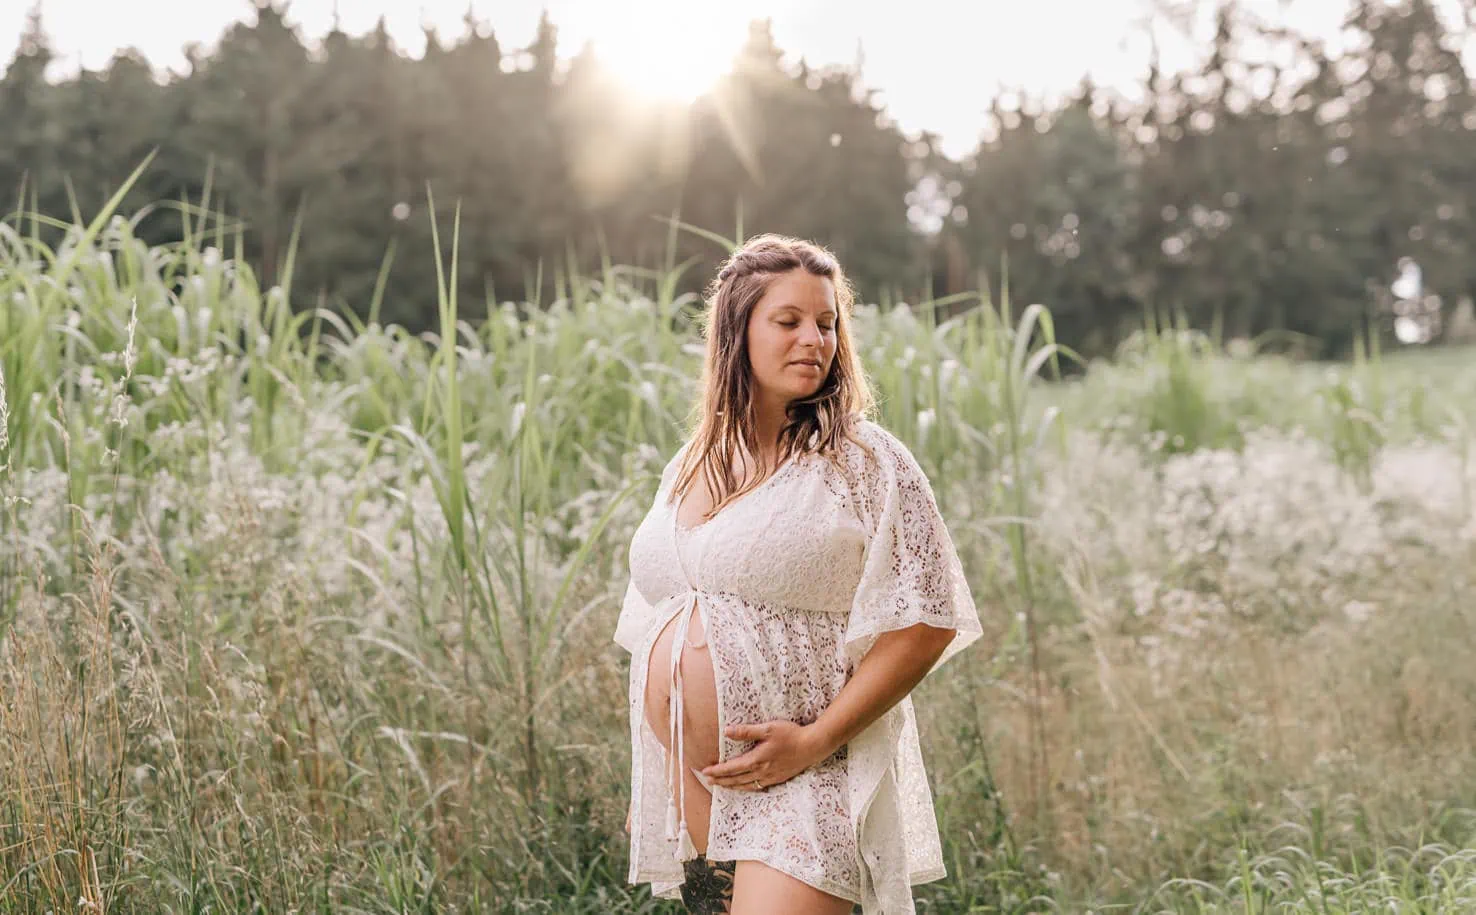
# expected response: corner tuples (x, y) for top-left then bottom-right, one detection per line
(749, 397), (789, 468)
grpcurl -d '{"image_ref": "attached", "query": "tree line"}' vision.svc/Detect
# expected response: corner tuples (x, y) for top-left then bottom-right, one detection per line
(2, 0), (1474, 355)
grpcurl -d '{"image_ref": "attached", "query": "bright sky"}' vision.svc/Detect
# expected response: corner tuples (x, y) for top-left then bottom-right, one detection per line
(1, 0), (1470, 158)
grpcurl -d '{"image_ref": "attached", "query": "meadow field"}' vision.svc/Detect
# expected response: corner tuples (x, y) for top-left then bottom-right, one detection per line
(2, 206), (1475, 912)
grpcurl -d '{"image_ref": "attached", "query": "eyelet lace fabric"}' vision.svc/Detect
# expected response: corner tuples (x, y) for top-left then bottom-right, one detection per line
(614, 418), (985, 914)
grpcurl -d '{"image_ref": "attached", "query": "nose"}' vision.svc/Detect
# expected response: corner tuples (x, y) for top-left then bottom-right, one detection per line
(800, 320), (825, 348)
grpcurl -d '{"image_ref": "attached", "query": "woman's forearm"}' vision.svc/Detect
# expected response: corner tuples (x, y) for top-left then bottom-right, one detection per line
(805, 622), (956, 759)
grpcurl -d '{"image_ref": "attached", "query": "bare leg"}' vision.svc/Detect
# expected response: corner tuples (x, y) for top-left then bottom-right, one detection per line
(730, 860), (858, 915)
(680, 854), (737, 914)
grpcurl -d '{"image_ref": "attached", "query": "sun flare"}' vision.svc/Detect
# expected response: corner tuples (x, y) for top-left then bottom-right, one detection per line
(581, 1), (755, 103)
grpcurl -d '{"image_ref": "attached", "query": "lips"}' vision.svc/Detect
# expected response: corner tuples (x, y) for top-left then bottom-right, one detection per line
(791, 359), (823, 369)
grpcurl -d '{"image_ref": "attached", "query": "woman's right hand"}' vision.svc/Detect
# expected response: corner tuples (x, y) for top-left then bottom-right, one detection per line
(625, 806), (632, 834)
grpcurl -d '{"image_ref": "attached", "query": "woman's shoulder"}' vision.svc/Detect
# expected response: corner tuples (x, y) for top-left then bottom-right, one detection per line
(832, 416), (916, 476)
(650, 437), (693, 493)
(816, 417), (928, 512)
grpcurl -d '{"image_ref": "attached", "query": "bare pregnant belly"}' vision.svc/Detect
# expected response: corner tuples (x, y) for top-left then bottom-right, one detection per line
(644, 597), (721, 774)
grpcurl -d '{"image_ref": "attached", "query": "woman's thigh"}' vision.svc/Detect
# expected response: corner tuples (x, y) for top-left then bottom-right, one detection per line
(730, 860), (858, 915)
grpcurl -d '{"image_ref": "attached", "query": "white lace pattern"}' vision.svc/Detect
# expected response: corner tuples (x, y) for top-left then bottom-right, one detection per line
(614, 418), (984, 914)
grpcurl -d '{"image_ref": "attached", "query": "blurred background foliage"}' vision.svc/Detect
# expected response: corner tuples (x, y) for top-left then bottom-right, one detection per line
(4, 0), (1476, 356)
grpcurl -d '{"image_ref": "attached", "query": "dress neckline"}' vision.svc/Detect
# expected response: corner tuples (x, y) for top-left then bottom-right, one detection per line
(671, 450), (799, 536)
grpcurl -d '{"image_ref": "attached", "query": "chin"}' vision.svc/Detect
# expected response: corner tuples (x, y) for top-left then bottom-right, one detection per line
(759, 375), (824, 403)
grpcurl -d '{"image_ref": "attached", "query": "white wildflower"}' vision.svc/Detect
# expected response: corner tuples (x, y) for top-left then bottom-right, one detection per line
(1342, 600), (1376, 624)
(509, 402), (526, 440)
(940, 357), (960, 390)
(0, 362), (9, 463)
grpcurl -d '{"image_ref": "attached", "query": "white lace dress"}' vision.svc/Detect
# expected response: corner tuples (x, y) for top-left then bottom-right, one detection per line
(614, 419), (985, 914)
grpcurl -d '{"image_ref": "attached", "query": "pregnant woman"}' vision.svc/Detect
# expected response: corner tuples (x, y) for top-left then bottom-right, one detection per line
(614, 234), (985, 914)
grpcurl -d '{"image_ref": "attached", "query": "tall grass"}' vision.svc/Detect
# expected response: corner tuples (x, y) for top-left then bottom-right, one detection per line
(1, 196), (1475, 912)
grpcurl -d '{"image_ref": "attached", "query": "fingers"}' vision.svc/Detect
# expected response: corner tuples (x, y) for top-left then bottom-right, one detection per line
(700, 756), (752, 780)
(711, 775), (766, 791)
(725, 722), (768, 741)
(700, 742), (767, 780)
(703, 759), (776, 790)
(731, 773), (774, 791)
(700, 721), (788, 789)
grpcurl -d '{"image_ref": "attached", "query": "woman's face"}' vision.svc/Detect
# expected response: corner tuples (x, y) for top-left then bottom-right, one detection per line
(745, 268), (838, 408)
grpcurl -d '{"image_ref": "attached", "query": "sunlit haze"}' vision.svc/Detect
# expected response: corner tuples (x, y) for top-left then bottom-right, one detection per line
(573, 0), (759, 102)
(3, 0), (1474, 157)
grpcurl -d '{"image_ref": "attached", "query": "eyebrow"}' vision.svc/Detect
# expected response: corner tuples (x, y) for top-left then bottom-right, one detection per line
(774, 304), (838, 318)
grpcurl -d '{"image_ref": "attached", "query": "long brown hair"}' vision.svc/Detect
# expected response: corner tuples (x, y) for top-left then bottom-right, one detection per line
(668, 234), (876, 522)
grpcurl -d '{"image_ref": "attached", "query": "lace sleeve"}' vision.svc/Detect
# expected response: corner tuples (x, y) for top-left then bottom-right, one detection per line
(613, 579), (656, 655)
(612, 440), (689, 655)
(842, 424), (984, 676)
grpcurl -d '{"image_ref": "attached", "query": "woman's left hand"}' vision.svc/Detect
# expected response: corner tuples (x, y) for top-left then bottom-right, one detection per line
(698, 721), (829, 792)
